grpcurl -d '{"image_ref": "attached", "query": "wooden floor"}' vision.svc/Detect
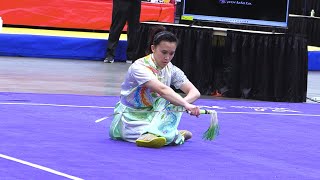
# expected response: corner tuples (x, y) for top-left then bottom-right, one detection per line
(0, 56), (319, 103)
(0, 56), (130, 96)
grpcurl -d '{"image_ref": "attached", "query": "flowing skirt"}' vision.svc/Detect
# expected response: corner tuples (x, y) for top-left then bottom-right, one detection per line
(109, 98), (186, 145)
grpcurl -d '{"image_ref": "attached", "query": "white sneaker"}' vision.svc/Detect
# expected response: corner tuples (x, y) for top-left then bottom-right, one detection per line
(104, 56), (114, 63)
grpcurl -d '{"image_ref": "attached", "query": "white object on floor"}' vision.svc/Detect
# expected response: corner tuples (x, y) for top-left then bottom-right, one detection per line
(313, 97), (320, 101)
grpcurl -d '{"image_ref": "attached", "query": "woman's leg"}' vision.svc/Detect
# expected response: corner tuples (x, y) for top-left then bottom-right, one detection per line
(109, 102), (153, 142)
(142, 98), (185, 145)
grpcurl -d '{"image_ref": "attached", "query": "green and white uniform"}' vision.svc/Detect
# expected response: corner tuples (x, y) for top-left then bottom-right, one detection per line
(109, 54), (189, 145)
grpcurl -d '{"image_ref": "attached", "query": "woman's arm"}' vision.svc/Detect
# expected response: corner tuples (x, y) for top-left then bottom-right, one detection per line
(144, 79), (200, 116)
(179, 81), (201, 103)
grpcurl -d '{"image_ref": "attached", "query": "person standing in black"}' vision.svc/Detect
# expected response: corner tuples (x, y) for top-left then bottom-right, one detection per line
(104, 0), (141, 63)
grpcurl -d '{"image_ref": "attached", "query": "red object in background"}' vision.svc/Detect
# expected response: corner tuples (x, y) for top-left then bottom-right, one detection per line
(0, 0), (175, 31)
(211, 90), (222, 97)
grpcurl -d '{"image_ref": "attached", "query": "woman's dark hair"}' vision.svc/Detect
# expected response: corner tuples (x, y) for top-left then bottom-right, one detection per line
(145, 25), (178, 55)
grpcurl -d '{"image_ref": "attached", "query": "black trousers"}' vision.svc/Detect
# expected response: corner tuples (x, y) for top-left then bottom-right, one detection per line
(106, 0), (141, 60)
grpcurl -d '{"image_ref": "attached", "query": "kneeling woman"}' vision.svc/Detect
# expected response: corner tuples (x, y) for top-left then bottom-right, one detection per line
(109, 29), (201, 148)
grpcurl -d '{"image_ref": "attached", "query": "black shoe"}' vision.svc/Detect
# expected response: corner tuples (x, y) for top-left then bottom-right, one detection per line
(104, 56), (114, 63)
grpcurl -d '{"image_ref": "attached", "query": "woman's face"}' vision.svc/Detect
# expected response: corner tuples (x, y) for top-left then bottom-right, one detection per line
(151, 41), (177, 69)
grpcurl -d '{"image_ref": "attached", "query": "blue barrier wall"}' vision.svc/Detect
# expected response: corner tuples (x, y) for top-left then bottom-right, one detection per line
(0, 33), (127, 62)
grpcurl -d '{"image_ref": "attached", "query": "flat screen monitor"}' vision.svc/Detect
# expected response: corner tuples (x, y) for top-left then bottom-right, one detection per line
(181, 0), (290, 28)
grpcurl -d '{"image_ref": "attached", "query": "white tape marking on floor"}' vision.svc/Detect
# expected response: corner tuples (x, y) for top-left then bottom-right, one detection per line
(0, 102), (112, 109)
(219, 111), (320, 117)
(0, 154), (83, 180)
(95, 116), (110, 123)
(1, 102), (320, 117)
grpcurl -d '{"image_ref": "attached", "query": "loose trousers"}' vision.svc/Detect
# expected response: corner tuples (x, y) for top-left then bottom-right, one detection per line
(106, 0), (141, 60)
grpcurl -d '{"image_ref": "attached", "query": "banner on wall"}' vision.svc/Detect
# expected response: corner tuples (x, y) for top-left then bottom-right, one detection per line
(0, 0), (175, 30)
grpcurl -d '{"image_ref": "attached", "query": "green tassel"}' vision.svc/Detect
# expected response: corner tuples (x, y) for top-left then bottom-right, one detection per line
(202, 123), (220, 140)
(201, 110), (220, 140)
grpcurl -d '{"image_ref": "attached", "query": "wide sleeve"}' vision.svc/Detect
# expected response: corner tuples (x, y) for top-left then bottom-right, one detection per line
(130, 62), (157, 86)
(171, 65), (189, 89)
